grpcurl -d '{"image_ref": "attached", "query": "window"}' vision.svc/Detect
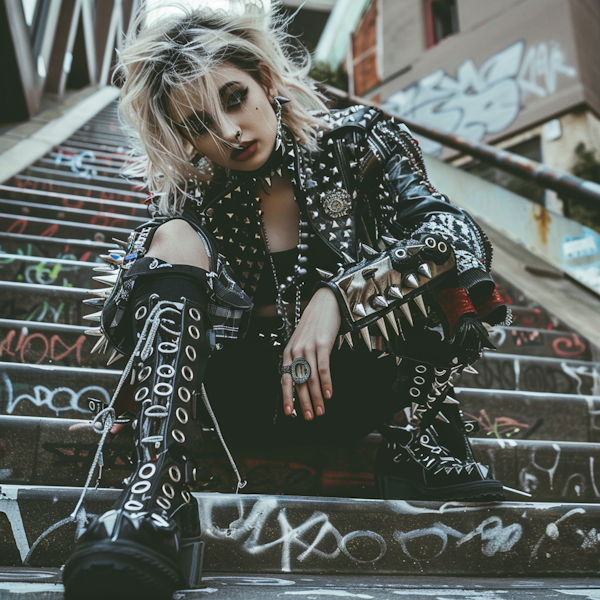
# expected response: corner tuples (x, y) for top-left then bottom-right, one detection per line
(424, 0), (459, 47)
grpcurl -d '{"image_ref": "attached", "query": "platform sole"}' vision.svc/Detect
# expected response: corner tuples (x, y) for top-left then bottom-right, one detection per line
(375, 473), (505, 502)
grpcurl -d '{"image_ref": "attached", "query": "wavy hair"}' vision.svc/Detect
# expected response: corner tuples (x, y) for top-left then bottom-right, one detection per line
(116, 1), (330, 215)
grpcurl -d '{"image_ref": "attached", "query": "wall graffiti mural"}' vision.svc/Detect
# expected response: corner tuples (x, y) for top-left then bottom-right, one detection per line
(383, 40), (577, 154)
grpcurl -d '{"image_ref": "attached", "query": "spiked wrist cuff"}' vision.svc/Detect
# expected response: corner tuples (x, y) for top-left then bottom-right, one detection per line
(318, 234), (457, 340)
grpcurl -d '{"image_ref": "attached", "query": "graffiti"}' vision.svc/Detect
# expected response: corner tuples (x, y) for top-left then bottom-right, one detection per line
(384, 41), (576, 154)
(0, 372), (108, 414)
(552, 334), (587, 359)
(511, 329), (542, 348)
(54, 150), (98, 178)
(530, 508), (586, 560)
(42, 442), (131, 471)
(465, 408), (530, 439)
(0, 299), (73, 324)
(0, 328), (87, 365)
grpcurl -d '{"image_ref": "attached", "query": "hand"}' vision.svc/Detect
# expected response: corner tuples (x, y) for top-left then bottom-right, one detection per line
(450, 314), (496, 365)
(281, 287), (341, 420)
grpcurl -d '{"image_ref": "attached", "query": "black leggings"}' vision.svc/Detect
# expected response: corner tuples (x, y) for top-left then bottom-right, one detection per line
(203, 317), (400, 448)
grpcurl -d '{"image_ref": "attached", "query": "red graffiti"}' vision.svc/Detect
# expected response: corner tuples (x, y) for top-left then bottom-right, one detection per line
(465, 409), (530, 439)
(552, 333), (586, 358)
(0, 328), (87, 365)
(6, 219), (27, 234)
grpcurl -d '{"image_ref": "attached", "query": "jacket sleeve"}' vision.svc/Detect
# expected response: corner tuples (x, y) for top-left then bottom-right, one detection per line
(359, 111), (495, 302)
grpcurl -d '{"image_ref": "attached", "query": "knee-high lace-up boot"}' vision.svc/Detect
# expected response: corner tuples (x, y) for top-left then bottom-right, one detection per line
(375, 359), (504, 502)
(63, 296), (212, 599)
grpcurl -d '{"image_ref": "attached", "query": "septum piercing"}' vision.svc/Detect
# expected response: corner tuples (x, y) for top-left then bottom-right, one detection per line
(235, 130), (242, 141)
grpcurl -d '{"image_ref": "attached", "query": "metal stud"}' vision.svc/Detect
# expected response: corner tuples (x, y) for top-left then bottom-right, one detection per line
(93, 274), (118, 285)
(344, 332), (354, 349)
(404, 273), (419, 289)
(83, 311), (102, 322)
(361, 243), (379, 257)
(414, 295), (428, 317)
(316, 268), (334, 280)
(388, 285), (403, 300)
(376, 318), (389, 340)
(381, 235), (398, 246)
(360, 327), (372, 351)
(373, 295), (388, 308)
(107, 350), (124, 366)
(354, 303), (367, 318)
(398, 303), (413, 326)
(443, 397), (460, 404)
(417, 263), (432, 279)
(385, 311), (399, 336)
(463, 365), (479, 375)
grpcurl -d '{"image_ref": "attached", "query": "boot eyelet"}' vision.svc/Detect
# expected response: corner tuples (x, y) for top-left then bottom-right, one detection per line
(172, 429), (185, 443)
(162, 483), (175, 499)
(154, 382), (173, 396)
(189, 308), (201, 321)
(176, 407), (189, 424)
(181, 490), (191, 504)
(135, 387), (149, 402)
(188, 325), (200, 339)
(178, 387), (191, 403)
(181, 366), (194, 381)
(413, 376), (425, 385)
(438, 241), (447, 253)
(409, 387), (420, 397)
(158, 341), (178, 354)
(425, 237), (436, 248)
(169, 466), (181, 482)
(185, 346), (197, 361)
(131, 481), (151, 494)
(157, 364), (175, 378)
(157, 497), (171, 510)
(124, 500), (144, 511)
(139, 463), (156, 479)
(135, 306), (147, 320)
(415, 365), (427, 373)
(138, 366), (152, 382)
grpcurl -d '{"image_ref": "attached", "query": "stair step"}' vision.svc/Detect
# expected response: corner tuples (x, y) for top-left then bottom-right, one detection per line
(455, 388), (600, 444)
(0, 362), (117, 418)
(0, 198), (145, 230)
(0, 185), (147, 215)
(456, 352), (600, 395)
(19, 166), (142, 192)
(509, 305), (562, 330)
(0, 282), (94, 325)
(0, 255), (98, 288)
(0, 414), (598, 503)
(35, 157), (126, 180)
(0, 232), (111, 262)
(0, 320), (104, 368)
(10, 173), (145, 201)
(2, 484), (599, 575)
(0, 212), (131, 241)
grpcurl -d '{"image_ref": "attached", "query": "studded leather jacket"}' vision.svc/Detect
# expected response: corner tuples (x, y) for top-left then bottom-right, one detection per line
(100, 104), (507, 355)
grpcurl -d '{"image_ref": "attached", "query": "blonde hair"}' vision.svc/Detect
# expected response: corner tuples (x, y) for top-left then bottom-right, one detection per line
(117, 1), (330, 215)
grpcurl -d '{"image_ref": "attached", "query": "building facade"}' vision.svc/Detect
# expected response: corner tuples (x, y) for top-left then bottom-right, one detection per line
(348, 0), (600, 216)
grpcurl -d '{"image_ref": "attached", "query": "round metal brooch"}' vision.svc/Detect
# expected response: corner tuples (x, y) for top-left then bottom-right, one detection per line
(322, 189), (353, 218)
(281, 357), (311, 385)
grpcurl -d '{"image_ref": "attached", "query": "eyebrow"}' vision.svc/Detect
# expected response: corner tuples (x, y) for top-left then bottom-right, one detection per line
(180, 81), (242, 125)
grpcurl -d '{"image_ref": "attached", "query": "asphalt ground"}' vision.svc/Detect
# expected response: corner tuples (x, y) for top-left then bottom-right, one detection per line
(1, 570), (600, 600)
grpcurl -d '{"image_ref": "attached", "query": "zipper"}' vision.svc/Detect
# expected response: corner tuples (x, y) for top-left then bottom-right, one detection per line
(334, 139), (354, 194)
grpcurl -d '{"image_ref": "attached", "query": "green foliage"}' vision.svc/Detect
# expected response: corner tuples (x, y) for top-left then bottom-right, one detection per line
(565, 143), (600, 234)
(309, 61), (349, 92)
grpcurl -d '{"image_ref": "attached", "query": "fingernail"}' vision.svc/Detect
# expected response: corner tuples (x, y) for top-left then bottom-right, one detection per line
(284, 405), (291, 416)
(325, 390), (331, 399)
(316, 406), (323, 416)
(304, 410), (313, 420)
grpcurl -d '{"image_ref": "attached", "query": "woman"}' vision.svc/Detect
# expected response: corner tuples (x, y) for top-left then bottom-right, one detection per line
(62, 2), (510, 598)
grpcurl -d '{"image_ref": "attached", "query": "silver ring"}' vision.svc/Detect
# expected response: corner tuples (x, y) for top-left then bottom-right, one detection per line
(176, 407), (189, 424)
(131, 481), (151, 494)
(182, 490), (191, 503)
(153, 382), (173, 397)
(425, 237), (436, 248)
(158, 341), (178, 354)
(169, 466), (181, 482)
(135, 387), (149, 402)
(189, 308), (201, 321)
(178, 387), (191, 403)
(188, 325), (200, 339)
(182, 365), (194, 381)
(157, 364), (175, 378)
(139, 463), (156, 479)
(157, 497), (171, 510)
(172, 429), (185, 443)
(162, 483), (175, 499)
(138, 366), (152, 382)
(281, 357), (311, 385)
(185, 346), (197, 361)
(124, 500), (144, 512)
(135, 306), (147, 320)
(438, 241), (447, 253)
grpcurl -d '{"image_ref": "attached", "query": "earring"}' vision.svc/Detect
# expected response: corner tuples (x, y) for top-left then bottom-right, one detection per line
(274, 95), (291, 105)
(272, 97), (286, 151)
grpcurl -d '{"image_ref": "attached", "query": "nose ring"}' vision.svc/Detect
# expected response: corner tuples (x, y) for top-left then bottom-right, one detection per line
(236, 130), (242, 141)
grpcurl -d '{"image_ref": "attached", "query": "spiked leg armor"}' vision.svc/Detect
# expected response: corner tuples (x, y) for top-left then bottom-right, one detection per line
(375, 360), (503, 501)
(63, 297), (213, 599)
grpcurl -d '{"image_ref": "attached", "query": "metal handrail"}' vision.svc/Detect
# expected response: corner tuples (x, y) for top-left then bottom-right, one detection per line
(324, 85), (600, 206)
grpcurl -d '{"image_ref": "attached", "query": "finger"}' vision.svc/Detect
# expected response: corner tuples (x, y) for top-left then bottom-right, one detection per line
(110, 423), (127, 435)
(306, 350), (324, 417)
(316, 346), (333, 411)
(296, 377), (314, 420)
(68, 421), (92, 432)
(281, 346), (295, 416)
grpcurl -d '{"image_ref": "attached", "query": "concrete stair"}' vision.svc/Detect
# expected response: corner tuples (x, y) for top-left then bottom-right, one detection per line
(2, 99), (600, 576)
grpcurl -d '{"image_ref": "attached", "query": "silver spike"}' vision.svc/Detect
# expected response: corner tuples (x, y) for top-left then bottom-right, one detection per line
(436, 412), (451, 424)
(316, 268), (334, 280)
(341, 251), (354, 264)
(112, 238), (129, 249)
(464, 365), (479, 375)
(361, 243), (379, 257)
(360, 327), (372, 351)
(88, 288), (113, 299)
(83, 298), (105, 307)
(100, 254), (124, 266)
(354, 303), (367, 318)
(395, 356), (402, 366)
(414, 295), (428, 317)
(107, 350), (125, 366)
(93, 274), (119, 285)
(338, 336), (344, 350)
(344, 332), (354, 349)
(399, 303), (413, 326)
(91, 335), (108, 354)
(93, 265), (118, 273)
(404, 273), (419, 289)
(277, 168), (283, 177)
(361, 267), (378, 279)
(376, 318), (389, 340)
(381, 235), (398, 246)
(388, 285), (403, 300)
(373, 295), (388, 308)
(83, 311), (103, 322)
(443, 397), (460, 404)
(85, 327), (103, 337)
(385, 311), (399, 336)
(417, 263), (432, 279)
(264, 176), (272, 187)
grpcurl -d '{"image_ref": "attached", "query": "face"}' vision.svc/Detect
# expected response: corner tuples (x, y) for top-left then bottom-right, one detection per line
(170, 63), (278, 172)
